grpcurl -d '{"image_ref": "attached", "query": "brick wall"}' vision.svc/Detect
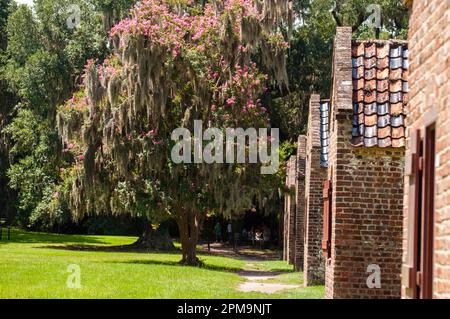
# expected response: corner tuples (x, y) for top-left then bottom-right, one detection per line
(325, 27), (404, 298)
(295, 135), (307, 271)
(284, 156), (297, 264)
(402, 0), (450, 298)
(304, 95), (327, 285)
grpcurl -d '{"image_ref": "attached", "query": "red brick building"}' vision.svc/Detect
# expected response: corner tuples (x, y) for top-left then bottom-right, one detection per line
(283, 155), (297, 264)
(283, 136), (307, 271)
(401, 0), (450, 299)
(294, 135), (307, 271)
(324, 27), (407, 298)
(303, 95), (327, 285)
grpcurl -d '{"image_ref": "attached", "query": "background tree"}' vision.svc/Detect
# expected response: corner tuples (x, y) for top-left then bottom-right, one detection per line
(269, 0), (409, 142)
(0, 0), (16, 224)
(1, 0), (134, 228)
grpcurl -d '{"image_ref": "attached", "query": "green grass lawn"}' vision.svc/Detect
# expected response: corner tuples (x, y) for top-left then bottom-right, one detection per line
(0, 229), (324, 299)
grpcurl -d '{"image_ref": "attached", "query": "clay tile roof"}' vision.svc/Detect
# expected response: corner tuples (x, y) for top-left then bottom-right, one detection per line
(320, 101), (330, 168)
(350, 40), (408, 148)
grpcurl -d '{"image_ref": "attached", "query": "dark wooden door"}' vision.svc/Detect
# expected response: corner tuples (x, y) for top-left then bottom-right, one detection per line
(419, 124), (436, 299)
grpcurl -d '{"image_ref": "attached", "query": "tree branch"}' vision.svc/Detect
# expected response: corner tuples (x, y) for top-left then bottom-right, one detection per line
(331, 8), (342, 27)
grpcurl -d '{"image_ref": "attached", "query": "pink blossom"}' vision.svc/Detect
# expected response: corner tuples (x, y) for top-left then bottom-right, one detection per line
(247, 101), (256, 109)
(226, 98), (235, 106)
(147, 129), (156, 137)
(211, 104), (217, 111)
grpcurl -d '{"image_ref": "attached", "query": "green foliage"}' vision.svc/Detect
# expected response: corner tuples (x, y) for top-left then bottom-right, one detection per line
(329, 0), (409, 39)
(3, 109), (62, 227)
(2, 109), (40, 156)
(15, 50), (70, 114)
(6, 4), (40, 65)
(1, 0), (134, 229)
(270, 0), (409, 142)
(0, 0), (14, 50)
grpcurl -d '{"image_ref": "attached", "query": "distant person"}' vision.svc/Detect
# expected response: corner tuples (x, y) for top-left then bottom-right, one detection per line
(214, 222), (222, 243)
(249, 227), (255, 245)
(255, 229), (263, 241)
(227, 222), (233, 243)
(255, 228), (263, 249)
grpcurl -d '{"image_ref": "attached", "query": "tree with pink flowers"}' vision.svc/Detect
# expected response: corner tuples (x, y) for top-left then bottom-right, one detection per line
(58, 0), (292, 265)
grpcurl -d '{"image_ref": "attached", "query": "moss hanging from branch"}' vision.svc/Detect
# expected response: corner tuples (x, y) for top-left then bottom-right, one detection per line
(57, 0), (292, 262)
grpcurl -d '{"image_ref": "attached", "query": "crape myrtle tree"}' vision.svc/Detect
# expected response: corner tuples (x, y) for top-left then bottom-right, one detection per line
(57, 0), (293, 265)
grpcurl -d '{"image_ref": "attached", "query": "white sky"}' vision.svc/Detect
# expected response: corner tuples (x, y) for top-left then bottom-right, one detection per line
(16, 0), (34, 7)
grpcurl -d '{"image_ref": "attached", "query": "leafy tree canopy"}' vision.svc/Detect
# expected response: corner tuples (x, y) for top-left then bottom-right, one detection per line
(58, 0), (293, 264)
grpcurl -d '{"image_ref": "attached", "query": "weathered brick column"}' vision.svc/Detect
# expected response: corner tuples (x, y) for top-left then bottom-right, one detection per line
(325, 27), (353, 298)
(284, 156), (297, 264)
(402, 0), (450, 299)
(325, 27), (404, 298)
(304, 94), (327, 285)
(294, 135), (307, 271)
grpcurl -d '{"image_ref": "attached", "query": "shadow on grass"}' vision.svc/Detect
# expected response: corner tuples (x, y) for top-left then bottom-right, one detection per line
(0, 229), (108, 245)
(105, 258), (252, 274)
(38, 243), (181, 254)
(36, 244), (254, 273)
(36, 241), (278, 260)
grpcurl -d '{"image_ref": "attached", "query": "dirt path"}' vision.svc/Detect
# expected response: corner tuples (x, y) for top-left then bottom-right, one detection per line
(201, 243), (300, 294)
(236, 263), (300, 294)
(200, 242), (280, 260)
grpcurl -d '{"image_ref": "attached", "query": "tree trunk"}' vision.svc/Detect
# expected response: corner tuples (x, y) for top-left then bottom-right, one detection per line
(132, 223), (175, 250)
(176, 207), (204, 266)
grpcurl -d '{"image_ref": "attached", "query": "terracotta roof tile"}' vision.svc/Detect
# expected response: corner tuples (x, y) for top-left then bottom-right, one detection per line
(378, 126), (391, 139)
(392, 127), (405, 139)
(377, 68), (389, 80)
(365, 91), (377, 103)
(352, 42), (365, 57)
(390, 79), (403, 92)
(377, 79), (389, 92)
(350, 40), (408, 148)
(365, 57), (377, 68)
(391, 102), (403, 115)
(377, 91), (389, 104)
(391, 138), (405, 148)
(376, 43), (390, 58)
(377, 57), (389, 69)
(365, 43), (377, 57)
